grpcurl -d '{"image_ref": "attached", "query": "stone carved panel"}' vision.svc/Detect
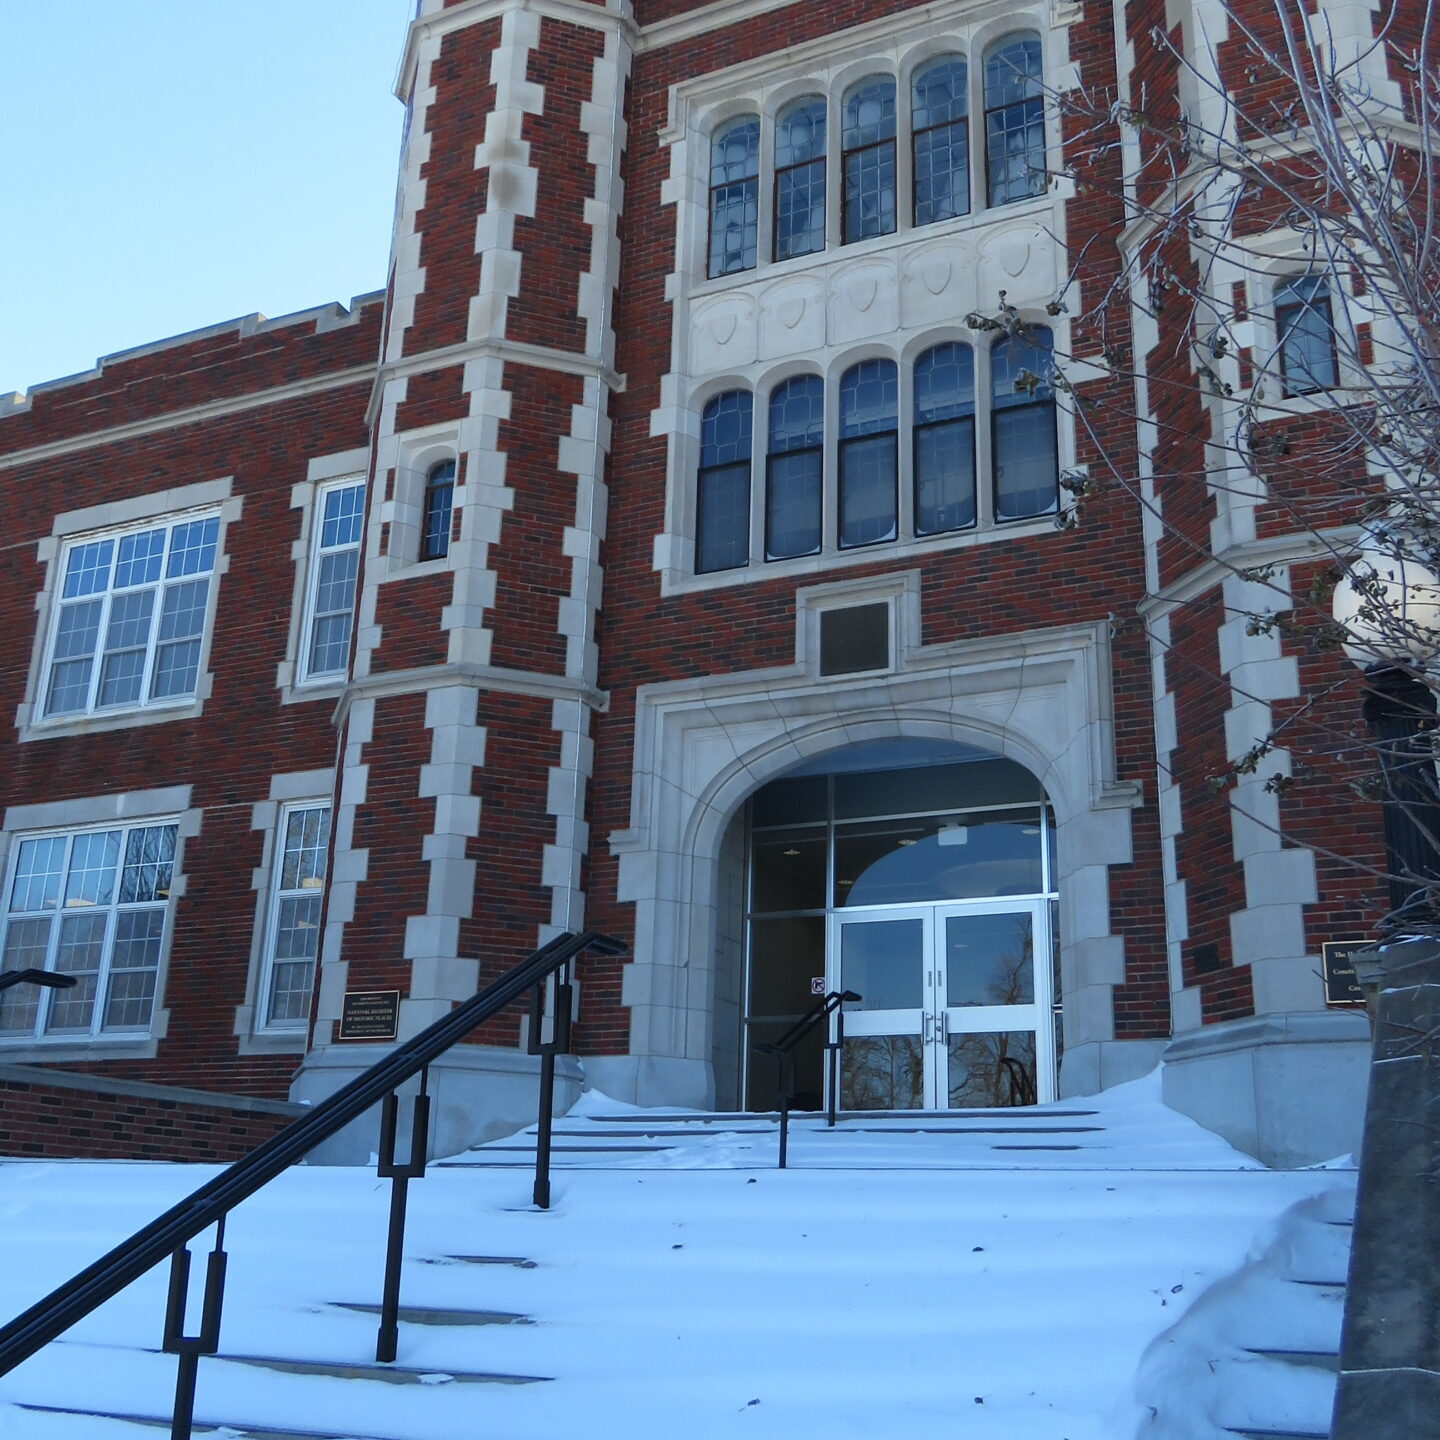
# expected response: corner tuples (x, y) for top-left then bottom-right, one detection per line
(757, 276), (827, 360)
(690, 293), (758, 372)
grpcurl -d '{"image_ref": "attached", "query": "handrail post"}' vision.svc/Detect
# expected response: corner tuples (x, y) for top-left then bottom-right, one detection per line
(777, 1050), (792, 1170)
(162, 1218), (227, 1440)
(374, 1072), (430, 1364)
(534, 1046), (557, 1209)
(529, 967), (574, 1210)
(828, 1005), (846, 1129)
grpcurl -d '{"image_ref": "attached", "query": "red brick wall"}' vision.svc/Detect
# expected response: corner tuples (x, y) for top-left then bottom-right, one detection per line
(0, 1074), (299, 1162)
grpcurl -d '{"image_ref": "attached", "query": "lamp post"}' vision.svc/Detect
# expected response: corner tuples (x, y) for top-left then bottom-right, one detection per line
(1329, 542), (1440, 1440)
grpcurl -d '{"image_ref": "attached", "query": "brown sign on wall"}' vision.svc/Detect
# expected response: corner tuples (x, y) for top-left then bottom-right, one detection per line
(1321, 941), (1368, 1007)
(337, 989), (401, 1041)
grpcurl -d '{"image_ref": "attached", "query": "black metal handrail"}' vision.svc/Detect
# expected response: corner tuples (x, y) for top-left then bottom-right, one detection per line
(755, 989), (860, 1167)
(0, 929), (623, 1436)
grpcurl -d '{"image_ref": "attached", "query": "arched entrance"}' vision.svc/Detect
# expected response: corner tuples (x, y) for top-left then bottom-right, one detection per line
(740, 739), (1059, 1112)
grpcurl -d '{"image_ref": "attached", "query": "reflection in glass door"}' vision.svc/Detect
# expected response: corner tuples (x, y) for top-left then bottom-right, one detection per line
(834, 900), (1054, 1110)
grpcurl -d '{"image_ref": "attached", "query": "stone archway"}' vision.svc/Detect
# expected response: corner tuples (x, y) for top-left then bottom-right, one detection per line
(591, 619), (1152, 1109)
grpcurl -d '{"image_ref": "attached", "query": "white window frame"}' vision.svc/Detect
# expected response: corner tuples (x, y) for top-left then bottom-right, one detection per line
(297, 477), (365, 685)
(36, 510), (222, 723)
(254, 801), (330, 1034)
(0, 818), (180, 1044)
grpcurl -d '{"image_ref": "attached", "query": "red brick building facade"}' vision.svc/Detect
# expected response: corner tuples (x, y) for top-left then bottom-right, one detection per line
(0, 0), (1396, 1166)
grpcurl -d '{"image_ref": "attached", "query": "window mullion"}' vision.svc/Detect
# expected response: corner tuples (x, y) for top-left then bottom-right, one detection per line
(85, 591), (113, 713)
(141, 579), (165, 704)
(90, 903), (118, 1038)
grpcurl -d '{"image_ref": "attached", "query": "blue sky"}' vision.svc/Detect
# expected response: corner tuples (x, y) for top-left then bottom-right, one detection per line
(1, 1), (412, 397)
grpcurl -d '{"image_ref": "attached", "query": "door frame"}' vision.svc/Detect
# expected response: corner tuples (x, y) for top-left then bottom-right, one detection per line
(828, 897), (1056, 1108)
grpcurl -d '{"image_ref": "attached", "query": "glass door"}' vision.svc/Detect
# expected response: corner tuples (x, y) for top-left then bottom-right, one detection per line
(832, 900), (1054, 1110)
(936, 899), (1054, 1107)
(834, 909), (928, 1110)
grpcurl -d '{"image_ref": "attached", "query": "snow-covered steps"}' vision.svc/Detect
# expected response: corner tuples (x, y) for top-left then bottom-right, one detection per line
(0, 1074), (1356, 1440)
(1137, 1190), (1355, 1440)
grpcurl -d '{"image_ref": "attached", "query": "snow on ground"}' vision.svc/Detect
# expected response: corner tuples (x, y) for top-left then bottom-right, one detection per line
(0, 1072), (1352, 1440)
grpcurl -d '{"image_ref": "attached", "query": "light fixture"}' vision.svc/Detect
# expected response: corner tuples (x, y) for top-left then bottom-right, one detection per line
(896, 837), (917, 847)
(782, 848), (801, 857)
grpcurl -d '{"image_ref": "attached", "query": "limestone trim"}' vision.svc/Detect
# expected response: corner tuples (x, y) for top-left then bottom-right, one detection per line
(277, 447), (373, 702)
(1136, 525), (1364, 621)
(397, 0), (634, 102)
(16, 486), (243, 743)
(363, 338), (628, 454)
(608, 619), (1139, 1105)
(234, 769), (338, 1056)
(0, 367), (375, 472)
(334, 662), (608, 729)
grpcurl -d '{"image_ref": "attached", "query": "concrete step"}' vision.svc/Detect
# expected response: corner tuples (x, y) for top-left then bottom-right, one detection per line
(1243, 1348), (1340, 1373)
(18, 1406), (407, 1440)
(212, 1352), (546, 1385)
(332, 1301), (531, 1327)
(580, 1108), (1101, 1123)
(1224, 1430), (1329, 1439)
(419, 1252), (537, 1269)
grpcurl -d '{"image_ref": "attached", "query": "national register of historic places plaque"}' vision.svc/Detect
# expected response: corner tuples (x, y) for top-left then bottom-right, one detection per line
(1320, 941), (1368, 1007)
(338, 989), (401, 1041)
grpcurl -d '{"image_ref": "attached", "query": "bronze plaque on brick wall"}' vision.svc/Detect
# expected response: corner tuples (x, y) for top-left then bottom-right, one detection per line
(1321, 941), (1367, 1007)
(338, 989), (401, 1041)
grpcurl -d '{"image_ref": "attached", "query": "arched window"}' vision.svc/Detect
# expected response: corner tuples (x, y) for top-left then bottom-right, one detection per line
(766, 376), (825, 560)
(696, 391), (753, 574)
(913, 343), (976, 534)
(774, 96), (827, 262)
(421, 460), (455, 560)
(911, 55), (969, 226)
(991, 329), (1057, 521)
(841, 77), (897, 243)
(983, 34), (1045, 206)
(1275, 276), (1338, 395)
(838, 359), (899, 548)
(709, 115), (760, 278)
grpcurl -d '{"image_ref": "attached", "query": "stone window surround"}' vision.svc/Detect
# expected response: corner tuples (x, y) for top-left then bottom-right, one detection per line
(16, 478), (240, 742)
(0, 785), (199, 1065)
(602, 604), (1143, 1108)
(234, 768), (337, 1056)
(665, 1), (1065, 288)
(379, 422), (465, 576)
(683, 321), (1068, 581)
(277, 447), (369, 703)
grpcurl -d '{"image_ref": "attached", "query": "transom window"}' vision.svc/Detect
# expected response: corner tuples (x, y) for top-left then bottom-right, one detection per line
(302, 479), (364, 682)
(0, 821), (177, 1041)
(704, 32), (1046, 279)
(42, 513), (219, 720)
(258, 803), (329, 1031)
(695, 329), (1058, 574)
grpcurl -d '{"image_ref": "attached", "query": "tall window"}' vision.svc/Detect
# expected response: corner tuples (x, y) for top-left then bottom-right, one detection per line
(421, 460), (455, 560)
(912, 55), (970, 225)
(259, 804), (329, 1030)
(0, 822), (177, 1040)
(697, 391), (753, 573)
(1275, 276), (1338, 395)
(774, 97), (827, 261)
(842, 77), (897, 243)
(991, 328), (1058, 520)
(43, 514), (219, 720)
(983, 33), (1046, 206)
(914, 343), (976, 534)
(709, 115), (760, 277)
(766, 377), (825, 560)
(838, 360), (899, 548)
(303, 480), (364, 682)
